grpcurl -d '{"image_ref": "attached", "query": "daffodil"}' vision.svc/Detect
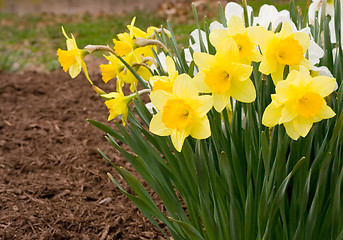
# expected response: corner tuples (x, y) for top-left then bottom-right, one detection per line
(103, 84), (136, 126)
(262, 66), (336, 140)
(149, 56), (178, 93)
(113, 17), (157, 59)
(210, 15), (264, 64)
(149, 74), (213, 152)
(193, 38), (256, 112)
(118, 53), (152, 93)
(57, 27), (92, 84)
(259, 22), (312, 84)
(253, 4), (296, 31)
(100, 53), (124, 83)
(308, 0), (343, 43)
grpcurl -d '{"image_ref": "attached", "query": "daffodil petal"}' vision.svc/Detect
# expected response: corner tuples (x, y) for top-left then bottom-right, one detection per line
(293, 116), (313, 137)
(149, 112), (170, 136)
(271, 63), (285, 85)
(233, 64), (253, 81)
(259, 55), (277, 76)
(279, 103), (297, 123)
(283, 121), (300, 140)
(150, 90), (174, 110)
(193, 72), (212, 93)
(166, 56), (177, 78)
(173, 74), (198, 99)
(194, 52), (215, 70)
(311, 76), (336, 97)
(209, 29), (229, 49)
(69, 62), (81, 78)
(314, 104), (336, 122)
(187, 95), (213, 117)
(190, 116), (211, 139)
(213, 92), (231, 112)
(230, 79), (256, 103)
(293, 32), (310, 53)
(227, 15), (245, 36)
(171, 129), (189, 152)
(262, 103), (282, 127)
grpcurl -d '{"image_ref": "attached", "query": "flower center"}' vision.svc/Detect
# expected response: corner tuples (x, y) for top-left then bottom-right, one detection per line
(297, 92), (323, 118)
(204, 67), (232, 94)
(232, 33), (253, 58)
(162, 99), (193, 131)
(275, 36), (303, 65)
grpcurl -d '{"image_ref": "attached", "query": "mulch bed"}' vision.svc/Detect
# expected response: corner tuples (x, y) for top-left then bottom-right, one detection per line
(0, 70), (165, 239)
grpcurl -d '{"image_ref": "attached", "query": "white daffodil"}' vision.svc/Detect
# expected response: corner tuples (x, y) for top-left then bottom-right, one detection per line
(308, 0), (343, 43)
(184, 29), (208, 64)
(209, 2), (253, 32)
(254, 4), (296, 31)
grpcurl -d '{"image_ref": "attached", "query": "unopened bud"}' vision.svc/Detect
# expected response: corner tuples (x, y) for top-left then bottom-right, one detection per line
(135, 38), (168, 52)
(92, 85), (107, 95)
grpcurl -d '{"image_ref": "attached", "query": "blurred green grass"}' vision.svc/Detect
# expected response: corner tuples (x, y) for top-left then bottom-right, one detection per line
(0, 0), (307, 72)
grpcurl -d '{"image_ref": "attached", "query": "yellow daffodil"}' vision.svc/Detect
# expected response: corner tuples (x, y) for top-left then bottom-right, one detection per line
(100, 53), (125, 83)
(103, 84), (135, 126)
(259, 22), (312, 85)
(149, 56), (178, 93)
(193, 38), (256, 112)
(262, 66), (336, 140)
(113, 17), (156, 59)
(118, 53), (152, 93)
(149, 74), (213, 152)
(57, 27), (92, 84)
(210, 15), (264, 64)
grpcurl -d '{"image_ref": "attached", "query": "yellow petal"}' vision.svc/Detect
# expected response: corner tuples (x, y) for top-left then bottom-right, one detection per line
(190, 116), (211, 139)
(258, 30), (274, 54)
(209, 29), (229, 49)
(213, 92), (231, 112)
(293, 116), (313, 137)
(262, 103), (282, 127)
(149, 112), (171, 136)
(166, 56), (177, 78)
(279, 103), (297, 123)
(187, 95), (213, 117)
(193, 72), (212, 93)
(271, 63), (285, 85)
(247, 26), (267, 45)
(275, 79), (293, 103)
(216, 38), (240, 63)
(293, 32), (310, 53)
(150, 90), (174, 110)
(68, 62), (81, 78)
(227, 15), (245, 36)
(81, 60), (93, 84)
(278, 22), (293, 39)
(314, 104), (336, 122)
(173, 74), (198, 99)
(230, 79), (256, 103)
(259, 55), (277, 75)
(232, 64), (253, 81)
(299, 58), (312, 69)
(193, 52), (215, 70)
(171, 129), (189, 152)
(311, 76), (336, 97)
(284, 121), (300, 140)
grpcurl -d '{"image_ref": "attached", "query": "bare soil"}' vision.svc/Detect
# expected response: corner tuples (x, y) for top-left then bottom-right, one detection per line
(0, 70), (165, 239)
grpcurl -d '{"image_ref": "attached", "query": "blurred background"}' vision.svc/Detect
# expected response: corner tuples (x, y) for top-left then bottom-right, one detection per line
(0, 0), (306, 73)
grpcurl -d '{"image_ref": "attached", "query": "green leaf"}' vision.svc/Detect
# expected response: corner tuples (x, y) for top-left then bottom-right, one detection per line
(169, 217), (205, 240)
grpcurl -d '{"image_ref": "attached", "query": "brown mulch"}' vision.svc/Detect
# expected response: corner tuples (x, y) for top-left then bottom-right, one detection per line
(0, 70), (165, 239)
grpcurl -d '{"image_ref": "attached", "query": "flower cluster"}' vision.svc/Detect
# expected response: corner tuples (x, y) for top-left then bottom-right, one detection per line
(57, 1), (339, 151)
